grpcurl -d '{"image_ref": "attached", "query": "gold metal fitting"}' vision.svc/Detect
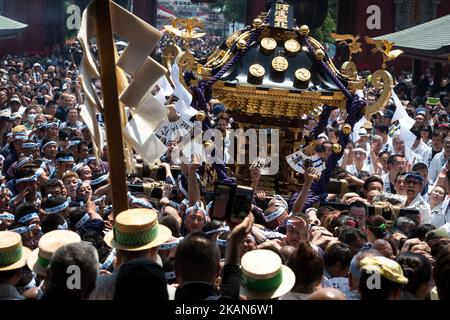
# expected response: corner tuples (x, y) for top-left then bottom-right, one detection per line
(284, 39), (301, 56)
(253, 18), (263, 28)
(332, 143), (342, 153)
(271, 56), (289, 72)
(299, 25), (310, 36)
(196, 111), (207, 121)
(293, 68), (311, 89)
(248, 64), (265, 84)
(342, 123), (352, 135)
(340, 61), (358, 80)
(315, 49), (326, 60)
(237, 39), (247, 50)
(260, 37), (277, 55)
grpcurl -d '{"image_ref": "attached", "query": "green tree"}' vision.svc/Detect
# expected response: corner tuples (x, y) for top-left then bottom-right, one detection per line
(212, 0), (247, 23)
(310, 0), (337, 43)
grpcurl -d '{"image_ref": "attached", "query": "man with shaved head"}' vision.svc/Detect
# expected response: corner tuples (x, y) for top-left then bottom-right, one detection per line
(307, 288), (346, 300)
(373, 239), (395, 259)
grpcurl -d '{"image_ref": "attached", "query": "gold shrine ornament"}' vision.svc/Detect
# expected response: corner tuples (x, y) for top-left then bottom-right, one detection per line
(271, 56), (289, 72)
(332, 143), (342, 153)
(295, 68), (311, 81)
(284, 39), (301, 56)
(196, 111), (207, 121)
(342, 123), (352, 135)
(315, 49), (326, 60)
(253, 18), (263, 28)
(237, 39), (248, 50)
(261, 37), (277, 55)
(294, 68), (311, 89)
(299, 25), (310, 36)
(248, 64), (265, 84)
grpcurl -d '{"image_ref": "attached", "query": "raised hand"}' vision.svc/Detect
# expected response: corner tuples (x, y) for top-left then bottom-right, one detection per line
(304, 167), (316, 185)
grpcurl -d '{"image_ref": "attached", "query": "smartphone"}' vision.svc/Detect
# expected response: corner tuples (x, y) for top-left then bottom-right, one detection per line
(229, 185), (254, 223)
(210, 182), (253, 223)
(211, 182), (234, 221)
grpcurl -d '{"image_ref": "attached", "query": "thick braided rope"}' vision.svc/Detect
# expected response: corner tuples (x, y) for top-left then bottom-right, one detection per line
(304, 94), (366, 209)
(199, 0), (278, 91)
(310, 105), (335, 139)
(200, 26), (262, 90)
(301, 36), (353, 100)
(297, 31), (366, 209)
(197, 8), (273, 183)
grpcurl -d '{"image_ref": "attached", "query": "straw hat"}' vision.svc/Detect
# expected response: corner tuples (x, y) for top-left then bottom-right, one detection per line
(0, 231), (31, 272)
(27, 230), (81, 276)
(240, 249), (296, 300)
(104, 208), (171, 251)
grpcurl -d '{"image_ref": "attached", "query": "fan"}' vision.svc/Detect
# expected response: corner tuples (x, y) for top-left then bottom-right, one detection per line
(154, 117), (193, 143)
(286, 142), (325, 175)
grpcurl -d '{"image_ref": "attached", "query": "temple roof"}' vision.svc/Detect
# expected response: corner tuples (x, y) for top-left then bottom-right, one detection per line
(0, 15), (28, 39)
(375, 14), (450, 58)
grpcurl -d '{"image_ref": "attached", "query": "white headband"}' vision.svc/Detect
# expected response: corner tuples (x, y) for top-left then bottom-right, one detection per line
(273, 194), (288, 209)
(15, 175), (38, 184)
(131, 198), (153, 209)
(91, 173), (109, 185)
(45, 122), (59, 128)
(72, 163), (83, 172)
(45, 199), (70, 214)
(186, 204), (207, 217)
(216, 238), (227, 247)
(69, 140), (81, 148)
(204, 225), (230, 235)
(16, 157), (32, 169)
(101, 249), (116, 270)
(56, 156), (74, 162)
(42, 140), (58, 149)
(0, 213), (15, 221)
(159, 237), (183, 251)
(83, 156), (96, 165)
(14, 134), (28, 141)
(74, 213), (90, 229)
(17, 212), (39, 224)
(22, 142), (39, 149)
(35, 167), (45, 178)
(264, 207), (285, 222)
(10, 224), (36, 234)
(57, 220), (68, 230)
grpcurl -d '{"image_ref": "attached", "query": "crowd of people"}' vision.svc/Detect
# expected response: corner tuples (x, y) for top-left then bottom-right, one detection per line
(0, 35), (450, 302)
(153, 32), (223, 60)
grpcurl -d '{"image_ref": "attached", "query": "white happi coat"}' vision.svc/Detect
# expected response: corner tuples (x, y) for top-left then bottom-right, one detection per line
(405, 193), (432, 225)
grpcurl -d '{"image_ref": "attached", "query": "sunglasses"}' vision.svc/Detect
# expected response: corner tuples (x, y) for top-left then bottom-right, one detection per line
(405, 179), (421, 185)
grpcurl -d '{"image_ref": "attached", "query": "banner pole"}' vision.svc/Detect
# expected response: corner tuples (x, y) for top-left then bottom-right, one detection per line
(94, 0), (128, 216)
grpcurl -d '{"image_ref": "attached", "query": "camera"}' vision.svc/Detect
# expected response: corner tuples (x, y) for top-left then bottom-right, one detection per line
(210, 182), (254, 223)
